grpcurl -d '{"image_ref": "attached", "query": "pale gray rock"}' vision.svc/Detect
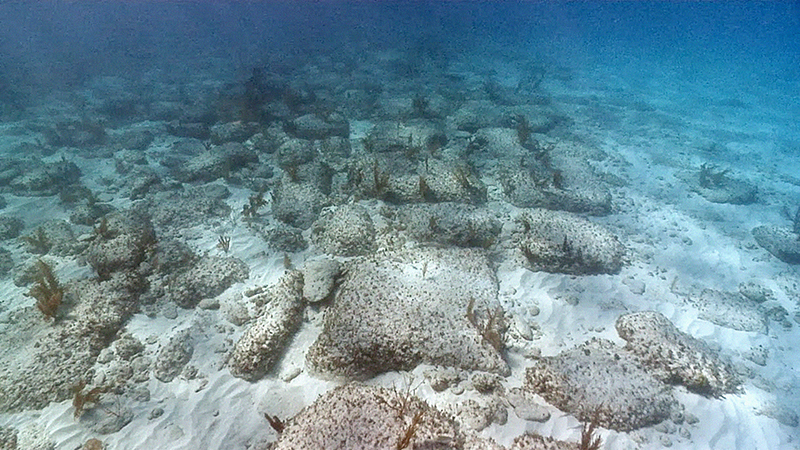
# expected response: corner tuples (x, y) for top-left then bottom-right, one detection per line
(394, 203), (501, 248)
(136, 186), (232, 235)
(10, 159), (81, 196)
(272, 180), (330, 229)
(271, 383), (462, 450)
(301, 258), (342, 303)
(275, 138), (316, 168)
(616, 311), (741, 397)
(229, 271), (305, 381)
(209, 121), (255, 144)
(752, 225), (800, 264)
(168, 255), (249, 308)
(524, 338), (676, 431)
(311, 204), (376, 257)
(307, 247), (508, 378)
(450, 100), (506, 132)
(738, 281), (773, 303)
(0, 216), (23, 240)
(501, 167), (612, 215)
(287, 113), (349, 140)
(424, 367), (461, 392)
(514, 209), (625, 275)
(85, 209), (157, 279)
(506, 387), (550, 422)
(0, 273), (145, 413)
(154, 330), (193, 382)
(688, 288), (767, 333)
(679, 166), (757, 205)
(456, 397), (507, 431)
(174, 142), (258, 183)
(85, 404), (134, 434)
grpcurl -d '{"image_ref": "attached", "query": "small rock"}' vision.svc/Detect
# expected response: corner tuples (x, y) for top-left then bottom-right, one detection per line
(622, 277), (646, 295)
(197, 298), (220, 310)
(162, 302), (179, 320)
(512, 315), (533, 341)
(301, 258), (341, 303)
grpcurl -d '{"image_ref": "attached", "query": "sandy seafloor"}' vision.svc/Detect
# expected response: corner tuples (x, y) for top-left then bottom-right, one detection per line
(0, 37), (799, 450)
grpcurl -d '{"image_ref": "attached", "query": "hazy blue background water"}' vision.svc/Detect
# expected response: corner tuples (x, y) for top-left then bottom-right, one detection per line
(1, 1), (799, 104)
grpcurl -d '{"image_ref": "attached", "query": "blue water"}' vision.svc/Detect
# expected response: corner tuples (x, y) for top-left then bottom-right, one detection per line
(2, 2), (798, 93)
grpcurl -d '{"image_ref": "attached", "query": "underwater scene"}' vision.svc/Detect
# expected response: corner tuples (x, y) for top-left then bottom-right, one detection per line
(0, 1), (799, 449)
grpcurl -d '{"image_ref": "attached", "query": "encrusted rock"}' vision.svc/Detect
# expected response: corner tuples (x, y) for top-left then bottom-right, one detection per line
(229, 271), (305, 381)
(752, 225), (800, 264)
(524, 338), (676, 431)
(247, 222), (308, 252)
(687, 288), (767, 333)
(136, 186), (232, 235)
(21, 220), (80, 256)
(507, 433), (580, 450)
(154, 330), (193, 382)
(514, 209), (625, 275)
(114, 334), (144, 361)
(615, 311), (741, 397)
(394, 203), (501, 248)
(455, 396), (508, 431)
(174, 142), (258, 183)
(679, 167), (757, 205)
(271, 383), (461, 450)
(0, 217), (24, 240)
(307, 247), (508, 378)
(301, 258), (342, 303)
(85, 209), (157, 279)
(0, 272), (145, 413)
(501, 167), (612, 216)
(209, 121), (255, 144)
(505, 387), (551, 422)
(9, 159), (81, 196)
(471, 372), (503, 394)
(168, 255), (249, 308)
(275, 138), (316, 168)
(0, 426), (18, 450)
(311, 204), (376, 257)
(272, 180), (330, 229)
(287, 113), (349, 140)
(425, 367), (461, 392)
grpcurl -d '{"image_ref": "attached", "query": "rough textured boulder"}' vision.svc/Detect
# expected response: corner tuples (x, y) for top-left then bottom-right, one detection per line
(0, 272), (147, 413)
(271, 383), (461, 450)
(524, 338), (676, 431)
(752, 225), (800, 264)
(173, 142), (258, 183)
(514, 209), (625, 275)
(286, 113), (349, 140)
(154, 330), (193, 382)
(616, 311), (740, 397)
(271, 383), (582, 450)
(229, 271), (305, 381)
(168, 255), (249, 308)
(393, 203), (501, 248)
(679, 166), (757, 205)
(301, 258), (342, 304)
(86, 209), (157, 279)
(501, 168), (612, 216)
(311, 204), (376, 256)
(687, 288), (767, 333)
(307, 247), (508, 378)
(272, 180), (330, 229)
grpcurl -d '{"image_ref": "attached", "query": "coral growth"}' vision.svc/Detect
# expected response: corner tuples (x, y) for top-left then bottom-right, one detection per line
(29, 259), (63, 320)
